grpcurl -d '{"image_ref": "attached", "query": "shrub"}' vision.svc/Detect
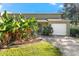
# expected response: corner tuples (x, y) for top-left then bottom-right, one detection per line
(42, 24), (53, 36)
(70, 27), (79, 37)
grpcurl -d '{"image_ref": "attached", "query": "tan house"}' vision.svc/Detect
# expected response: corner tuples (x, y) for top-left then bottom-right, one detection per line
(0, 13), (70, 36)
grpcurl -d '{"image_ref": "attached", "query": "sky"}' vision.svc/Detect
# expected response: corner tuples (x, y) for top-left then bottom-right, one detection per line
(0, 3), (63, 13)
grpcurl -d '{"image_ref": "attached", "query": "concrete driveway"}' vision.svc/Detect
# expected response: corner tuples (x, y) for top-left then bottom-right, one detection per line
(40, 35), (79, 56)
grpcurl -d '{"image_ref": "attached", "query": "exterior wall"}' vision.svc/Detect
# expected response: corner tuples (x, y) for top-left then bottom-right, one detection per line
(37, 19), (70, 36)
(48, 22), (70, 36)
(38, 22), (48, 27)
(47, 19), (70, 36)
(66, 22), (70, 36)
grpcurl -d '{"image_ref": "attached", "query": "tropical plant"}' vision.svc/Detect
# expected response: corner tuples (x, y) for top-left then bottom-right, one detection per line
(0, 11), (14, 45)
(19, 16), (39, 40)
(0, 11), (39, 47)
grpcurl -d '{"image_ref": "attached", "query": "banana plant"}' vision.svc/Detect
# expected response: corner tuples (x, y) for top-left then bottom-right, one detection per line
(18, 15), (39, 40)
(0, 10), (13, 45)
(0, 11), (20, 45)
(0, 10), (39, 46)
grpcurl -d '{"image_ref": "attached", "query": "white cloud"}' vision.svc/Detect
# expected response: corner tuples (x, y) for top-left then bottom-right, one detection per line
(59, 5), (63, 8)
(0, 5), (2, 10)
(7, 11), (13, 14)
(1, 11), (13, 16)
(50, 3), (56, 5)
(1, 12), (4, 16)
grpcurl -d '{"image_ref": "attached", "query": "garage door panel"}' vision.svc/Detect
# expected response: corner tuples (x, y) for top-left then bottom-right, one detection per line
(51, 24), (66, 35)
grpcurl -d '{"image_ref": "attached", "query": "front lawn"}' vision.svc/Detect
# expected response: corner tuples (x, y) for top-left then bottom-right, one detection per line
(0, 41), (62, 56)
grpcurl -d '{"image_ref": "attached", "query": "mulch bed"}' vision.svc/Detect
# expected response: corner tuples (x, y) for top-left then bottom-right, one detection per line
(0, 36), (43, 49)
(0, 37), (43, 49)
(7, 38), (42, 48)
(12, 38), (42, 45)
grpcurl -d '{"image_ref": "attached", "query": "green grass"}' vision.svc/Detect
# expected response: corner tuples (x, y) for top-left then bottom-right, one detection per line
(0, 41), (62, 56)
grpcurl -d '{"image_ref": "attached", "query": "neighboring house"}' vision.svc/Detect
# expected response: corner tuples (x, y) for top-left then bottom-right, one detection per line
(0, 13), (70, 36)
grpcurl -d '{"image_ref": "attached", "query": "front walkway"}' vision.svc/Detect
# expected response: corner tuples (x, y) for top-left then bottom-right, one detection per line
(41, 36), (79, 56)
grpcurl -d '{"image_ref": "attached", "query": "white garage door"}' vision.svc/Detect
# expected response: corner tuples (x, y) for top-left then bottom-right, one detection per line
(51, 24), (66, 35)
